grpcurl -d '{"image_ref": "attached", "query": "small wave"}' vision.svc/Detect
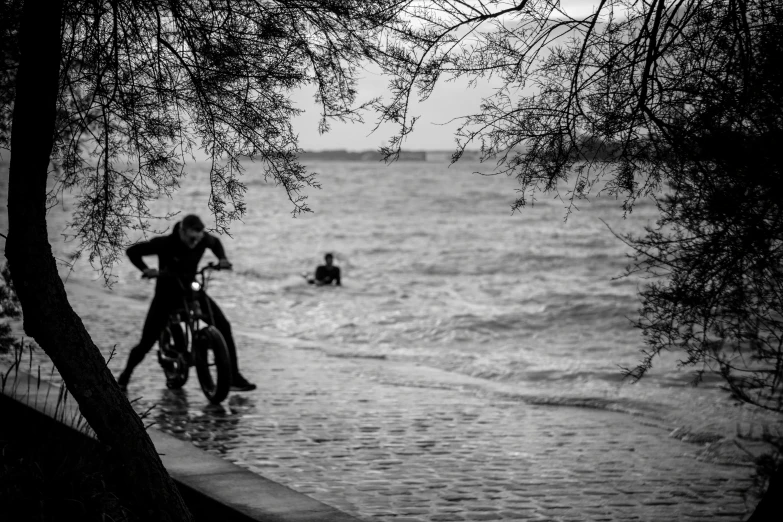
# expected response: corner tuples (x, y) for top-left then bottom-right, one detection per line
(401, 302), (634, 346)
(362, 356), (671, 424)
(235, 268), (280, 281)
(451, 314), (517, 332)
(410, 263), (465, 277)
(521, 369), (628, 383)
(361, 247), (401, 256)
(536, 299), (636, 328)
(496, 391), (666, 420)
(327, 352), (388, 360)
(125, 290), (151, 302)
(396, 313), (523, 344)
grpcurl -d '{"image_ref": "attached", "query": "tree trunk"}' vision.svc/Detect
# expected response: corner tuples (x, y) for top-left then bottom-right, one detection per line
(5, 2), (192, 521)
(747, 463), (783, 522)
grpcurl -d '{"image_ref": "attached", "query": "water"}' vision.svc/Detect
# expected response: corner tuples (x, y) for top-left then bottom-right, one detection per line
(116, 159), (651, 377)
(1, 158), (777, 437)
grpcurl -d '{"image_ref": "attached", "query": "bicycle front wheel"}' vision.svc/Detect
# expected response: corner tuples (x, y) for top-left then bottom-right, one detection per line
(159, 322), (189, 389)
(193, 326), (231, 403)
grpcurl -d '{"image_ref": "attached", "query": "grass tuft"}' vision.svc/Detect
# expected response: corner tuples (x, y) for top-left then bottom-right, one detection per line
(0, 409), (135, 522)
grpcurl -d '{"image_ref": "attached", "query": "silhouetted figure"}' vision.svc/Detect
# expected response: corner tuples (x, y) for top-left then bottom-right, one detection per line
(310, 253), (341, 286)
(117, 214), (256, 392)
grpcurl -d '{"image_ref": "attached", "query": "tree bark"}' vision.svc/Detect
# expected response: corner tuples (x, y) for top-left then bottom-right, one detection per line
(747, 463), (783, 522)
(5, 2), (192, 520)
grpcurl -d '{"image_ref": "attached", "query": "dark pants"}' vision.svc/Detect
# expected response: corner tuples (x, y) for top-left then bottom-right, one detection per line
(122, 291), (241, 380)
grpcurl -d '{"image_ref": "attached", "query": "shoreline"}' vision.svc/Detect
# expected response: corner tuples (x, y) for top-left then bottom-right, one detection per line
(0, 274), (770, 520)
(4, 274), (776, 471)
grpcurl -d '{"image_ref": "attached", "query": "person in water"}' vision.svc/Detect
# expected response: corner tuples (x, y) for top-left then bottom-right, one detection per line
(309, 253), (341, 286)
(117, 214), (257, 392)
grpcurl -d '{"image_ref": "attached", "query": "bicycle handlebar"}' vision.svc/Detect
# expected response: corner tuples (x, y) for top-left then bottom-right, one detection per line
(141, 262), (231, 279)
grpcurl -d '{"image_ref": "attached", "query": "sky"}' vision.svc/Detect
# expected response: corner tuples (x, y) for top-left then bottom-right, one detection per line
(289, 1), (605, 152)
(289, 70), (499, 152)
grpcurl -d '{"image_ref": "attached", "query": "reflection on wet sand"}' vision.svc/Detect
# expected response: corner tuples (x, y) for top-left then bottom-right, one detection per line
(148, 388), (256, 456)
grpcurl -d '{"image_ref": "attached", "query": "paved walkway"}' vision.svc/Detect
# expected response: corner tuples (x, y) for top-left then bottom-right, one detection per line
(5, 279), (767, 521)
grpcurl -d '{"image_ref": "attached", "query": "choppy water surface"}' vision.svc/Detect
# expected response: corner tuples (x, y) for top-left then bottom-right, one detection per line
(117, 160), (651, 379)
(1, 159), (776, 435)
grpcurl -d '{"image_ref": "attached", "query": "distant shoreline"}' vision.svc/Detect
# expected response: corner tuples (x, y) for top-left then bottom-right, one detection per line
(298, 149), (483, 162)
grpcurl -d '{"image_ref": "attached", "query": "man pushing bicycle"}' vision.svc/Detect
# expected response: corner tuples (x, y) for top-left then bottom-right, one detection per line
(117, 214), (256, 392)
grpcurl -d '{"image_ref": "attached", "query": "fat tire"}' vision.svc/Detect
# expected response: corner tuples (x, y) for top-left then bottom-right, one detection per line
(160, 322), (188, 389)
(194, 326), (231, 403)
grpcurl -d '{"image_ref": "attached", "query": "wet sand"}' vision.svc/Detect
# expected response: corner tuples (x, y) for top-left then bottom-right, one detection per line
(1, 276), (766, 522)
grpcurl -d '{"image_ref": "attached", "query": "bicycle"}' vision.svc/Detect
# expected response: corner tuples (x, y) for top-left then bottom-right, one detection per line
(150, 263), (232, 404)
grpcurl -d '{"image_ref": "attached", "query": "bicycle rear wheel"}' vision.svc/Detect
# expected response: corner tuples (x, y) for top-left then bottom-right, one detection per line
(193, 326), (231, 403)
(159, 321), (189, 389)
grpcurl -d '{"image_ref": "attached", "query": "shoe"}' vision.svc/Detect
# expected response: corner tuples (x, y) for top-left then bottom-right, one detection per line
(230, 375), (257, 392)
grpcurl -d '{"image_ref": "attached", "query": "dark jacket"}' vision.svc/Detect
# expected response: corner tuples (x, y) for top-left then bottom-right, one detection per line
(315, 265), (341, 285)
(127, 222), (226, 292)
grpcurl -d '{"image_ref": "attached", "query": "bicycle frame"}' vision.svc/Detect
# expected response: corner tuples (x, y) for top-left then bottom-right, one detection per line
(157, 264), (219, 356)
(176, 264), (219, 337)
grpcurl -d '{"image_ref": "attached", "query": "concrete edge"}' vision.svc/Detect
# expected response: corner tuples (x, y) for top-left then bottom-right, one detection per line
(0, 361), (361, 522)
